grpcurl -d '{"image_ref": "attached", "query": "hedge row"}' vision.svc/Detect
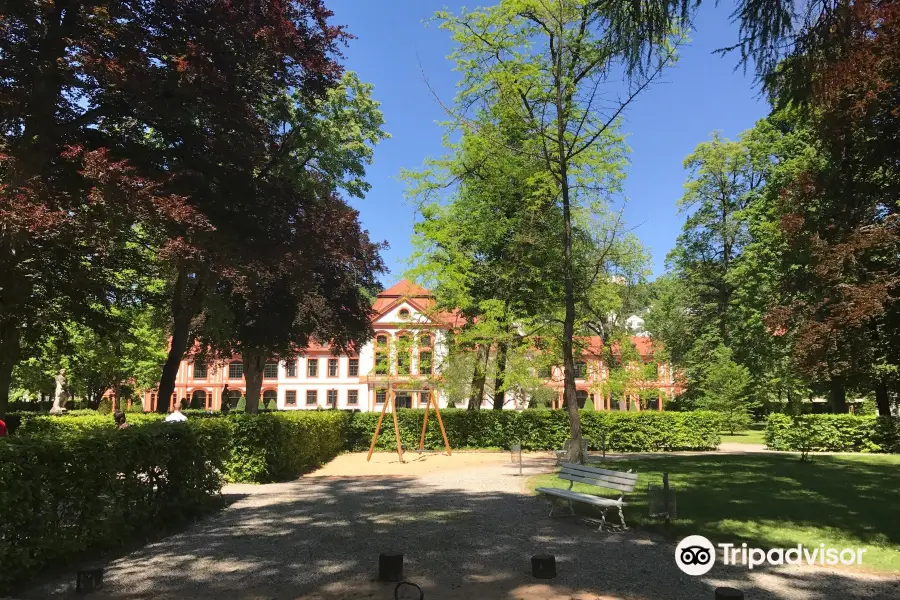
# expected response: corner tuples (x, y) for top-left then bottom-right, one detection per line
(346, 409), (721, 452)
(225, 411), (346, 482)
(0, 420), (230, 592)
(765, 414), (900, 453)
(12, 411), (347, 483)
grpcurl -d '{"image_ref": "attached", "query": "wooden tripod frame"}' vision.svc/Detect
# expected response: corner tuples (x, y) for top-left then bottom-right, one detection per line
(366, 389), (451, 463)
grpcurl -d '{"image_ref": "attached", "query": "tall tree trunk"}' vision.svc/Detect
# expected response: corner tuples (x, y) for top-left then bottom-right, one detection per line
(829, 377), (848, 413)
(550, 15), (584, 464)
(874, 377), (891, 416)
(558, 142), (583, 463)
(492, 341), (508, 410)
(243, 348), (265, 414)
(156, 265), (207, 413)
(0, 320), (21, 418)
(468, 344), (489, 410)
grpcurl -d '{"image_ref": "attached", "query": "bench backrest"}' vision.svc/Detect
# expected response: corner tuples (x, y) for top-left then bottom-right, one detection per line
(559, 462), (637, 493)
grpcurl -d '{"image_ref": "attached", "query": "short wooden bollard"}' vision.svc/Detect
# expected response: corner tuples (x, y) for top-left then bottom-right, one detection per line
(76, 567), (104, 593)
(531, 554), (556, 579)
(379, 552), (404, 582)
(714, 587), (744, 600)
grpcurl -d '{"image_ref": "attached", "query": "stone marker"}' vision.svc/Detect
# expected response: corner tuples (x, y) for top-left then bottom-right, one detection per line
(531, 554), (556, 579)
(379, 552), (403, 582)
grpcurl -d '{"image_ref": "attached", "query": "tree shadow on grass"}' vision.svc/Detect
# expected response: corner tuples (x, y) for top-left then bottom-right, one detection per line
(620, 455), (900, 545)
(17, 460), (898, 600)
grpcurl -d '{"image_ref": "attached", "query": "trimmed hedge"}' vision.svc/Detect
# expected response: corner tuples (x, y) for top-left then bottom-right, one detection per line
(346, 409), (721, 453)
(765, 414), (900, 453)
(0, 420), (230, 592)
(12, 410), (347, 484)
(225, 411), (346, 483)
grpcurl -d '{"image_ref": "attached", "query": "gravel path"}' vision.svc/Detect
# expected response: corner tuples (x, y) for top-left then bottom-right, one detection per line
(17, 453), (899, 600)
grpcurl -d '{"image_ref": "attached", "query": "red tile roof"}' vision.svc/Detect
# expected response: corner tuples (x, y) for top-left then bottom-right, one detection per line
(372, 279), (465, 327)
(581, 335), (657, 359)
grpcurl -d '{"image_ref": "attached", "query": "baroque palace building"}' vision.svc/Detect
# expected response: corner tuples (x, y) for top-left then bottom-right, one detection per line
(143, 280), (680, 412)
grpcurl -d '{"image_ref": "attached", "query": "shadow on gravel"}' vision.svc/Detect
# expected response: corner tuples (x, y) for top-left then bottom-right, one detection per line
(17, 464), (898, 600)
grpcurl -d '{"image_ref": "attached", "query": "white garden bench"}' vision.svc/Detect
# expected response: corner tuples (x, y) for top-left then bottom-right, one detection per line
(536, 462), (638, 531)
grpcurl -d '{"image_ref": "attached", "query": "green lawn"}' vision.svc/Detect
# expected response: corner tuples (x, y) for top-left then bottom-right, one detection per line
(528, 453), (900, 573)
(720, 424), (766, 445)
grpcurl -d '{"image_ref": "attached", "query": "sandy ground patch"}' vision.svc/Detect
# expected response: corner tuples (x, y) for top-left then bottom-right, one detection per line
(307, 450), (556, 478)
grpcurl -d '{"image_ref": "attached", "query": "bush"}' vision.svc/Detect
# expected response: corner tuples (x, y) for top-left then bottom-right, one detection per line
(0, 420), (230, 593)
(235, 395), (246, 412)
(12, 410), (346, 484)
(97, 397), (113, 414)
(346, 409), (721, 453)
(225, 411), (346, 483)
(765, 413), (900, 453)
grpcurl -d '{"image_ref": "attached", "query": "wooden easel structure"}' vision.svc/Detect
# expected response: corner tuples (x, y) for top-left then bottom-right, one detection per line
(366, 389), (451, 463)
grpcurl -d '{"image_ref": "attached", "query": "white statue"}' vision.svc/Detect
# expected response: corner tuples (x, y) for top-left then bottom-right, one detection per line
(50, 368), (69, 415)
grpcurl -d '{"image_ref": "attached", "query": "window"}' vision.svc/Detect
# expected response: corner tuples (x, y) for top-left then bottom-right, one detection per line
(327, 389), (337, 407)
(419, 335), (432, 347)
(306, 390), (318, 405)
(193, 362), (207, 379)
(264, 361), (278, 379)
(419, 391), (431, 408)
(398, 308), (410, 319)
(307, 358), (318, 377)
(375, 335), (389, 375)
(397, 334), (411, 375)
(349, 358), (359, 377)
(262, 389), (277, 409)
(285, 390), (297, 406)
(539, 365), (553, 379)
(228, 361), (243, 379)
(419, 351), (433, 375)
(376, 389), (386, 404)
(328, 358), (338, 377)
(347, 390), (358, 405)
(574, 361), (587, 379)
(286, 360), (297, 377)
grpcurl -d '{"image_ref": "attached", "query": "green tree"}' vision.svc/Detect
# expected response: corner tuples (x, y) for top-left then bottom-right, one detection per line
(697, 345), (754, 434)
(433, 1), (678, 462)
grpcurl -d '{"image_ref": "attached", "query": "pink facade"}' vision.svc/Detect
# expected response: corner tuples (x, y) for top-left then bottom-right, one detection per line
(142, 280), (680, 412)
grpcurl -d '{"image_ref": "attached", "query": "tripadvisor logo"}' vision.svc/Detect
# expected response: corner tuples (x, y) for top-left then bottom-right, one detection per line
(675, 535), (716, 576)
(675, 536), (868, 575)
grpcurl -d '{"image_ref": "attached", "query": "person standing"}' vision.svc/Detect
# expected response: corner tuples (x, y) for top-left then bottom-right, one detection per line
(220, 384), (231, 415)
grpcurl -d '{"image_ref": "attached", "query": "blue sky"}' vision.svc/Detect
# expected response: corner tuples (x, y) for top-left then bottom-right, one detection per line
(329, 0), (769, 285)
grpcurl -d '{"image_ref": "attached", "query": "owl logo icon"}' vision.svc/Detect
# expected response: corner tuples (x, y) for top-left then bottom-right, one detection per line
(675, 535), (716, 575)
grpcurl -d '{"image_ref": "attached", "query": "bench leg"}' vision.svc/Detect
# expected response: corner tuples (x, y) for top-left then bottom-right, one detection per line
(599, 508), (608, 532)
(618, 504), (628, 531)
(568, 499), (576, 517)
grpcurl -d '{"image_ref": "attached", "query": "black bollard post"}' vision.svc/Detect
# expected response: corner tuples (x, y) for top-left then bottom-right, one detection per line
(714, 587), (744, 600)
(531, 554), (556, 579)
(379, 552), (404, 582)
(76, 567), (104, 593)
